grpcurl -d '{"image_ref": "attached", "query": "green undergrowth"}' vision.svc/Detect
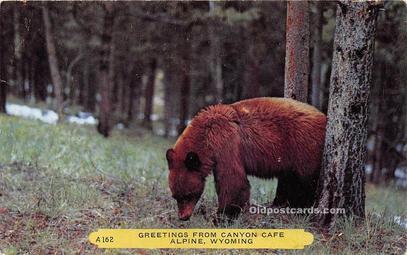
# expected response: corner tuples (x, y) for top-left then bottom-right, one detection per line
(0, 115), (405, 254)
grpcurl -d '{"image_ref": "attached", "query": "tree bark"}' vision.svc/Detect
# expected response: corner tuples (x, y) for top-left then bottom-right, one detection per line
(20, 58), (27, 100)
(127, 62), (142, 124)
(28, 56), (35, 103)
(13, 4), (24, 98)
(370, 59), (385, 183)
(120, 71), (128, 117)
(163, 63), (174, 137)
(97, 3), (115, 137)
(284, 1), (310, 103)
(66, 52), (82, 106)
(13, 4), (24, 95)
(311, 2), (323, 109)
(244, 49), (261, 99)
(315, 1), (380, 229)
(142, 58), (157, 130)
(0, 4), (7, 113)
(372, 111), (384, 184)
(78, 62), (86, 107)
(42, 4), (64, 121)
(177, 49), (191, 135)
(320, 62), (331, 113)
(84, 60), (95, 112)
(32, 50), (48, 102)
(208, 1), (223, 103)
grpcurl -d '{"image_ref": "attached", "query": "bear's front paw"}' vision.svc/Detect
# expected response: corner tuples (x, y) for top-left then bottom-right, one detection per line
(271, 198), (289, 208)
(213, 213), (236, 226)
(213, 205), (242, 225)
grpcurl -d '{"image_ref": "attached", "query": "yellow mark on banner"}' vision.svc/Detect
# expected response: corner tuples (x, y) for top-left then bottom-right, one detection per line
(89, 229), (313, 249)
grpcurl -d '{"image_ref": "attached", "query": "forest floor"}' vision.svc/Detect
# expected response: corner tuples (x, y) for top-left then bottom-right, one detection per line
(0, 115), (406, 255)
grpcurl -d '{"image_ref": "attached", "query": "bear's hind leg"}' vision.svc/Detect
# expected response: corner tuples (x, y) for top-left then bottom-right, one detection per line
(272, 173), (292, 207)
(286, 174), (317, 208)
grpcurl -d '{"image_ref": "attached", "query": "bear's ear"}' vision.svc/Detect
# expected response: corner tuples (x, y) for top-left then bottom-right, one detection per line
(166, 149), (175, 169)
(184, 152), (201, 171)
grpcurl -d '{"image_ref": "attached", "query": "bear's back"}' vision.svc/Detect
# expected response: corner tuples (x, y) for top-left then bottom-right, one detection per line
(231, 97), (324, 120)
(175, 97), (326, 178)
(230, 97), (326, 178)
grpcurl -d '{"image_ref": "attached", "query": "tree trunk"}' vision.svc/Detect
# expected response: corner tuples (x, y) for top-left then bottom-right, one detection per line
(97, 3), (114, 137)
(320, 62), (331, 113)
(28, 57), (35, 103)
(370, 59), (385, 183)
(177, 51), (191, 135)
(311, 2), (323, 109)
(163, 62), (175, 137)
(21, 58), (27, 101)
(78, 58), (86, 107)
(33, 53), (48, 102)
(120, 72), (128, 117)
(42, 4), (64, 121)
(233, 26), (247, 102)
(284, 1), (310, 103)
(244, 50), (261, 99)
(13, 5), (24, 98)
(372, 103), (384, 184)
(208, 1), (223, 103)
(66, 52), (82, 106)
(315, 1), (380, 229)
(85, 60), (95, 112)
(142, 58), (157, 130)
(0, 5), (7, 113)
(127, 62), (142, 124)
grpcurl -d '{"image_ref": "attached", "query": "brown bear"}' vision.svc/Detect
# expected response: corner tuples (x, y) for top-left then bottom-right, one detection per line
(166, 97), (326, 220)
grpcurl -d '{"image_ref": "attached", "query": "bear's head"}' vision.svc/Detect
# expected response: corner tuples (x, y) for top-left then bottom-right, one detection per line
(166, 148), (206, 220)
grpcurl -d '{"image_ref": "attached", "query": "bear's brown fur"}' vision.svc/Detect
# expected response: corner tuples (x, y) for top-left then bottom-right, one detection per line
(166, 97), (326, 220)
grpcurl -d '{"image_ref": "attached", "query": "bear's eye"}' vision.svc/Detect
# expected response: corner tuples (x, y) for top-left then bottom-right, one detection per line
(184, 152), (201, 171)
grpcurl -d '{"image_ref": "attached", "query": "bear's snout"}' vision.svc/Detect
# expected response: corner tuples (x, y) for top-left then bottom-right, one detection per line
(178, 211), (192, 221)
(177, 201), (196, 221)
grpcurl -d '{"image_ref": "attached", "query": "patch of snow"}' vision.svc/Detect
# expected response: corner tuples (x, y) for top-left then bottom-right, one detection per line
(393, 216), (407, 229)
(153, 95), (164, 106)
(155, 128), (165, 136)
(395, 167), (407, 187)
(373, 213), (407, 229)
(395, 179), (407, 187)
(78, 111), (93, 119)
(47, 84), (53, 93)
(6, 103), (97, 126)
(136, 113), (160, 121)
(395, 167), (407, 179)
(151, 114), (159, 121)
(154, 126), (179, 137)
(6, 103), (58, 124)
(169, 129), (178, 137)
(115, 123), (125, 130)
(395, 144), (403, 152)
(66, 113), (97, 125)
(365, 164), (373, 175)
